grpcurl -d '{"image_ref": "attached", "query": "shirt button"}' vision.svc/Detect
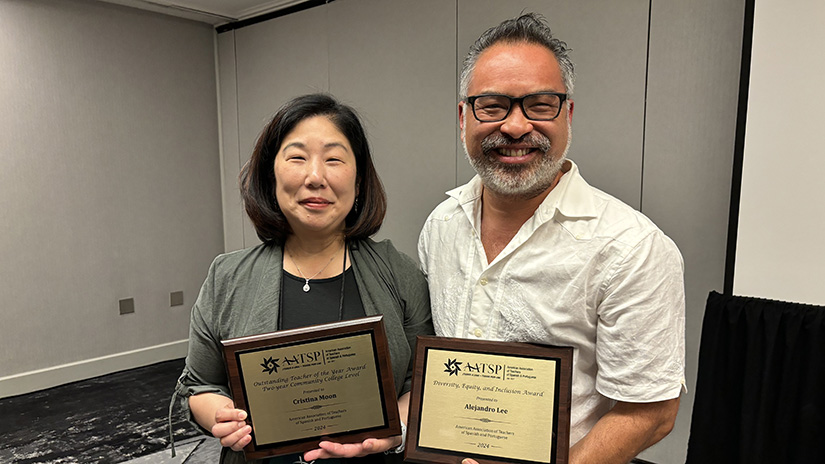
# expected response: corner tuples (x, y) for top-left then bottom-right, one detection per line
(479, 278), (488, 286)
(473, 328), (483, 338)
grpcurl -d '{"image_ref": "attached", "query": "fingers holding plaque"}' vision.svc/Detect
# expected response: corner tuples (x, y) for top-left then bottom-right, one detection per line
(221, 316), (401, 461)
(405, 336), (572, 464)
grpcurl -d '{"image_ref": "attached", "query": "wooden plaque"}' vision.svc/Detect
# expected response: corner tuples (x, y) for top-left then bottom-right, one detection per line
(406, 336), (572, 464)
(221, 315), (401, 460)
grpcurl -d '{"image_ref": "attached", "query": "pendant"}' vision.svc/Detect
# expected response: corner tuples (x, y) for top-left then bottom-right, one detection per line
(303, 281), (311, 292)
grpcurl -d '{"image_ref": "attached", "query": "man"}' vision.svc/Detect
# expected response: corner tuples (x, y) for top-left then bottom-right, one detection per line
(418, 13), (685, 463)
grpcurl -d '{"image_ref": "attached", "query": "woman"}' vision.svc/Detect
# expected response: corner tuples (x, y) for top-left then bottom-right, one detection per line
(173, 94), (433, 464)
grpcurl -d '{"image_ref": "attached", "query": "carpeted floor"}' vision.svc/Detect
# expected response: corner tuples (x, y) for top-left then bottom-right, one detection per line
(0, 359), (201, 463)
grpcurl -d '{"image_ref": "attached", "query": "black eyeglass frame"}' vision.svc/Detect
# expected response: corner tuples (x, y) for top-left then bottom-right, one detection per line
(465, 92), (569, 122)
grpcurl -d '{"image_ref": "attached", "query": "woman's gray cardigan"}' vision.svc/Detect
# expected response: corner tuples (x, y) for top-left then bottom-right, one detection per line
(172, 239), (433, 463)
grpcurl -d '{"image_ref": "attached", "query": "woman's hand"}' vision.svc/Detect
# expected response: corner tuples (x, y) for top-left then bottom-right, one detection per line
(189, 394), (252, 452)
(303, 435), (403, 461)
(211, 405), (252, 451)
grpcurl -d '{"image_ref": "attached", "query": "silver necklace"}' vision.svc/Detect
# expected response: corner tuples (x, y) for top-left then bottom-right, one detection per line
(278, 242), (348, 330)
(287, 247), (339, 292)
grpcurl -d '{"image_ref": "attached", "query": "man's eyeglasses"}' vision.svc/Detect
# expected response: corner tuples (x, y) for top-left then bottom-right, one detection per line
(465, 92), (568, 122)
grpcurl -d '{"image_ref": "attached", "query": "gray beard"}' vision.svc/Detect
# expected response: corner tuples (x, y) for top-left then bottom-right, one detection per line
(465, 130), (570, 200)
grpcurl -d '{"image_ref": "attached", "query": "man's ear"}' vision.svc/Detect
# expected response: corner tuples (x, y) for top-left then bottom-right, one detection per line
(568, 100), (575, 122)
(458, 102), (466, 142)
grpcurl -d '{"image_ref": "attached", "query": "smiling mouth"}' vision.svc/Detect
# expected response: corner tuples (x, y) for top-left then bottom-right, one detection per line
(300, 198), (332, 206)
(497, 147), (535, 157)
(482, 133), (552, 159)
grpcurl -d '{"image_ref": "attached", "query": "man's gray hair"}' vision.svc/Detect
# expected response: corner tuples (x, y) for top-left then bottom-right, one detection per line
(459, 13), (575, 100)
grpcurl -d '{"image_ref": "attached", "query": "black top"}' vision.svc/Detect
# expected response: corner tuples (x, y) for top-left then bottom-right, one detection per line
(279, 267), (365, 330)
(268, 268), (392, 464)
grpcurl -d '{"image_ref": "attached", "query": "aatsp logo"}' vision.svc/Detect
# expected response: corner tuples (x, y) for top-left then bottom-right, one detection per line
(283, 351), (322, 367)
(261, 356), (280, 375)
(444, 358), (462, 376)
(465, 362), (503, 375)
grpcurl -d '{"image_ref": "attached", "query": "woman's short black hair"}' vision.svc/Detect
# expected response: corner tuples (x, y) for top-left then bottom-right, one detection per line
(240, 94), (387, 244)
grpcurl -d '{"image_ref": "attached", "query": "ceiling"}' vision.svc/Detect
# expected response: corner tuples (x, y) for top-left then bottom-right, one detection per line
(99, 0), (312, 25)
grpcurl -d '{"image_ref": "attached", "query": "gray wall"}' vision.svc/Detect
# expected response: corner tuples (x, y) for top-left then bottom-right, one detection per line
(216, 1), (744, 462)
(0, 0), (223, 394)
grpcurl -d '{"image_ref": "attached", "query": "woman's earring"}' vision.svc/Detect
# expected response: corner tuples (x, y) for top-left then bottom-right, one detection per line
(353, 198), (360, 215)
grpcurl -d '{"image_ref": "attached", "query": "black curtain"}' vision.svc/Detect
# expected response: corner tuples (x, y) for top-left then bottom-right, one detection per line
(686, 291), (825, 463)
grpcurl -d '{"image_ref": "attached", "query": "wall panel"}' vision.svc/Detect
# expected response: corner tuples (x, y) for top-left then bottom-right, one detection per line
(217, 30), (246, 253)
(643, 0), (745, 461)
(232, 6), (330, 248)
(327, 0), (457, 256)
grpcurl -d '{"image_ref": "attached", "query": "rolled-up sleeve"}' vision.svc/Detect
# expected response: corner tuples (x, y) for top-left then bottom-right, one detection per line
(595, 230), (686, 402)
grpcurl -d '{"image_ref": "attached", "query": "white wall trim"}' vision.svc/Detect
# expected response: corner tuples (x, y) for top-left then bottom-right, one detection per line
(0, 340), (188, 399)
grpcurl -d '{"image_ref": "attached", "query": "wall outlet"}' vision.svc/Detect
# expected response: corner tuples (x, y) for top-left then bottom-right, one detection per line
(170, 291), (184, 307)
(119, 298), (135, 315)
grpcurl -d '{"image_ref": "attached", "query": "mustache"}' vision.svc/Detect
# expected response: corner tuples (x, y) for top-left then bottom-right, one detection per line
(481, 133), (552, 155)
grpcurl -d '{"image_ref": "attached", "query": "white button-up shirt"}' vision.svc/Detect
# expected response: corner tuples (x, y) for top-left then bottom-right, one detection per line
(418, 161), (686, 445)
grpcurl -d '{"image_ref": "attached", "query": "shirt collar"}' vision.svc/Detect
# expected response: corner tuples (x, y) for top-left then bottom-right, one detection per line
(537, 160), (598, 221)
(447, 175), (483, 204)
